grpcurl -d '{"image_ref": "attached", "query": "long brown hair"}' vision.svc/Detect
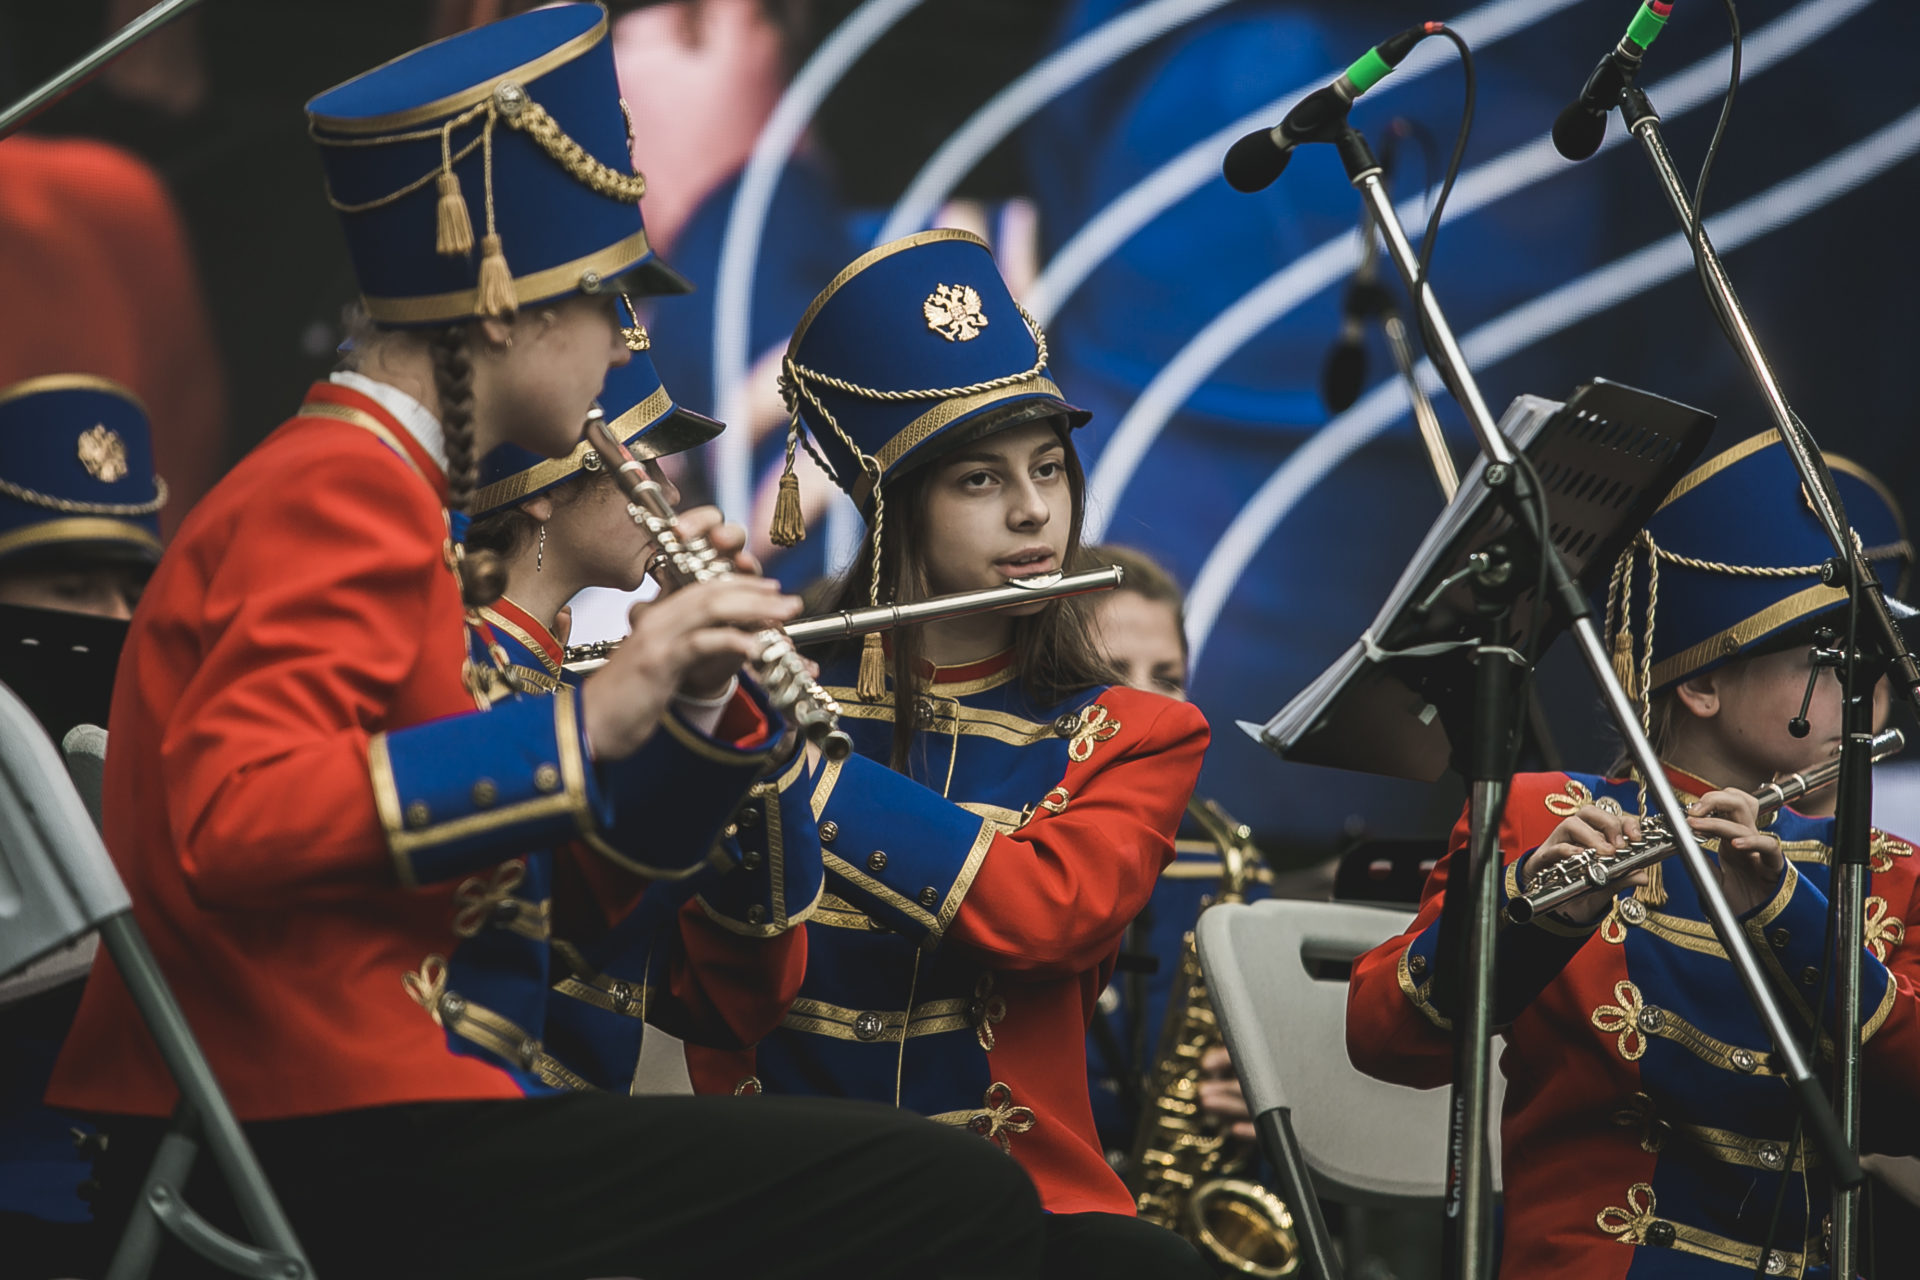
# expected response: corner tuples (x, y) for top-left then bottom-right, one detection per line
(823, 414), (1118, 772)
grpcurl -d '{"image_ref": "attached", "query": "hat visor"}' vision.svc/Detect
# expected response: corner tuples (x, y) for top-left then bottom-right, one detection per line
(626, 405), (724, 462)
(608, 254), (695, 299)
(889, 392), (1092, 483)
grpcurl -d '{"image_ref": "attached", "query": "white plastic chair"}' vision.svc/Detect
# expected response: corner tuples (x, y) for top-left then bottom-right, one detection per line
(1197, 898), (1505, 1280)
(0, 686), (313, 1279)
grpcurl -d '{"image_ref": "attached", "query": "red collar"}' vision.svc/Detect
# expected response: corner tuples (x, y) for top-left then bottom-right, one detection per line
(482, 596), (564, 675)
(917, 647), (1016, 687)
(295, 381), (449, 503)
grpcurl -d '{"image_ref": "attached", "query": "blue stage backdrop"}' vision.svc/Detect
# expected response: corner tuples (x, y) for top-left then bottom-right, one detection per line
(641, 0), (1919, 860)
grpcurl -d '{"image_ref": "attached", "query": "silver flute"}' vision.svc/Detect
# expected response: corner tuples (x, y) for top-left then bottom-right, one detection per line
(569, 569), (1124, 666)
(581, 408), (853, 761)
(1511, 728), (1905, 924)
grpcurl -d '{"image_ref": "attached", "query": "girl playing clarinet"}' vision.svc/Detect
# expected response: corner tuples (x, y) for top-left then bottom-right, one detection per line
(48, 10), (1046, 1277)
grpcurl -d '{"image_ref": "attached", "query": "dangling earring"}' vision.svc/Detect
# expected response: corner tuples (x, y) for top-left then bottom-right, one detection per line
(536, 523), (545, 572)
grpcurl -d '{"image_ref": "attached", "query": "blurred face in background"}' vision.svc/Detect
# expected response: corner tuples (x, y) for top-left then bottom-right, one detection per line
(0, 561), (145, 620)
(1091, 589), (1187, 700)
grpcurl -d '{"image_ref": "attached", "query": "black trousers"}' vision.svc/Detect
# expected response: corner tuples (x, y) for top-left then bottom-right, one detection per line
(90, 1093), (1043, 1280)
(84, 1094), (1209, 1280)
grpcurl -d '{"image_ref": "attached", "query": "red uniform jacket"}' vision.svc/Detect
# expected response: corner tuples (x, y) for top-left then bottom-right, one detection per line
(49, 382), (799, 1118)
(689, 650), (1210, 1214)
(1348, 767), (1920, 1277)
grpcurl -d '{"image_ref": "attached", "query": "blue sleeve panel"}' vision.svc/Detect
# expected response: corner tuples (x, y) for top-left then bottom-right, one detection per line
(1406, 848), (1600, 1028)
(696, 742), (824, 934)
(371, 686), (605, 888)
(811, 751), (994, 944)
(1743, 861), (1896, 1045)
(582, 680), (787, 880)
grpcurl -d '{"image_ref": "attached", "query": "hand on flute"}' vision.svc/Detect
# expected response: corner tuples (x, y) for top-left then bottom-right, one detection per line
(580, 577), (801, 761)
(1521, 804), (1650, 925)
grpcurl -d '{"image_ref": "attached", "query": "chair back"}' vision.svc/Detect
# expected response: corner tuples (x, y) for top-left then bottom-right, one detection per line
(1197, 898), (1504, 1206)
(0, 682), (128, 980)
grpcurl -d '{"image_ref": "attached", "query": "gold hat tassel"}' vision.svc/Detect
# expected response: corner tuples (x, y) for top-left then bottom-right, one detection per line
(474, 116), (518, 319)
(769, 409), (807, 548)
(856, 454), (889, 703)
(433, 122), (475, 256)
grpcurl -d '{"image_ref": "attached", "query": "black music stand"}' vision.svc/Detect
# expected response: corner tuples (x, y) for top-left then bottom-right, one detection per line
(1238, 378), (1713, 1280)
(1244, 379), (1713, 780)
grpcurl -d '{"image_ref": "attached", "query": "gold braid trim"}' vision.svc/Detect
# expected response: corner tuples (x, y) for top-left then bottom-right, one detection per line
(0, 472), (167, 516)
(507, 99), (645, 201)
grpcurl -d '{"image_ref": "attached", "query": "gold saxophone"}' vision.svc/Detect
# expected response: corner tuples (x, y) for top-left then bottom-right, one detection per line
(1128, 798), (1299, 1277)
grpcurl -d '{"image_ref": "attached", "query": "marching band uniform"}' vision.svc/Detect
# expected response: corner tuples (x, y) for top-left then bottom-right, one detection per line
(469, 340), (821, 1090)
(683, 234), (1211, 1238)
(0, 377), (167, 1268)
(45, 11), (1046, 1277)
(1348, 433), (1920, 1278)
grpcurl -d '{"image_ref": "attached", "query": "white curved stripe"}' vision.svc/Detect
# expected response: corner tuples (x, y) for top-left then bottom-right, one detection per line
(1082, 0), (1873, 544)
(1025, 0), (1588, 327)
(710, 0), (929, 521)
(878, 0), (1240, 246)
(1184, 102), (1920, 667)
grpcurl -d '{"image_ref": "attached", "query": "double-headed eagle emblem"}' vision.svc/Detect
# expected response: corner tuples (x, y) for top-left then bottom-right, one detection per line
(924, 283), (989, 342)
(77, 424), (128, 483)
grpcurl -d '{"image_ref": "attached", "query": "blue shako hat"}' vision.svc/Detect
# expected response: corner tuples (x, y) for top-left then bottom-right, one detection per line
(0, 376), (165, 567)
(772, 229), (1089, 542)
(473, 300), (721, 515)
(306, 3), (689, 329)
(1607, 430), (1911, 696)
(774, 230), (1088, 700)
(0, 376), (166, 564)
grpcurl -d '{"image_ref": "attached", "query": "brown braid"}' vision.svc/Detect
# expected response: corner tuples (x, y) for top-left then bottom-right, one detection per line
(430, 325), (505, 608)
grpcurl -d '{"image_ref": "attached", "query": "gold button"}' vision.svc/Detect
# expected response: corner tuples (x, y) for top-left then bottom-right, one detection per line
(919, 886), (939, 909)
(1407, 953), (1428, 978)
(1720, 636), (1740, 656)
(868, 851), (889, 872)
(405, 800), (431, 829)
(747, 904), (766, 925)
(1731, 1048), (1758, 1073)
(533, 764), (561, 793)
(471, 778), (498, 809)
(820, 820), (840, 844)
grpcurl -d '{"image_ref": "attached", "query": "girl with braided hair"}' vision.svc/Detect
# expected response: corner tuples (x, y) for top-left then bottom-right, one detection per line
(1348, 431), (1920, 1277)
(49, 10), (1050, 1279)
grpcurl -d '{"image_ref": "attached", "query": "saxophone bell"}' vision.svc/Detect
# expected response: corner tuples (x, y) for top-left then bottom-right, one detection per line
(1128, 798), (1300, 1277)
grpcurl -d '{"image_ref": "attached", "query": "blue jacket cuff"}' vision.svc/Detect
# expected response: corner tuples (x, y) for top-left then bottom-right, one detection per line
(583, 678), (787, 879)
(812, 752), (994, 943)
(371, 686), (602, 888)
(696, 744), (824, 935)
(1745, 861), (1897, 1042)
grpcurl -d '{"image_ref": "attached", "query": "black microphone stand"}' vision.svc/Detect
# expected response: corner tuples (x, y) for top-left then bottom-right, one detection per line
(1266, 102), (1860, 1277)
(1607, 80), (1912, 1276)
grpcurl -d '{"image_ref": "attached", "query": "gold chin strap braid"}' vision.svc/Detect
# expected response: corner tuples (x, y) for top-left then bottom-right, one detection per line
(312, 82), (649, 320)
(772, 304), (1054, 701)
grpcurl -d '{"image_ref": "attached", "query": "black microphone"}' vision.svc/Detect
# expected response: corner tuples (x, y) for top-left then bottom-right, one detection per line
(1552, 0), (1674, 161)
(1223, 23), (1439, 193)
(1320, 123), (1405, 413)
